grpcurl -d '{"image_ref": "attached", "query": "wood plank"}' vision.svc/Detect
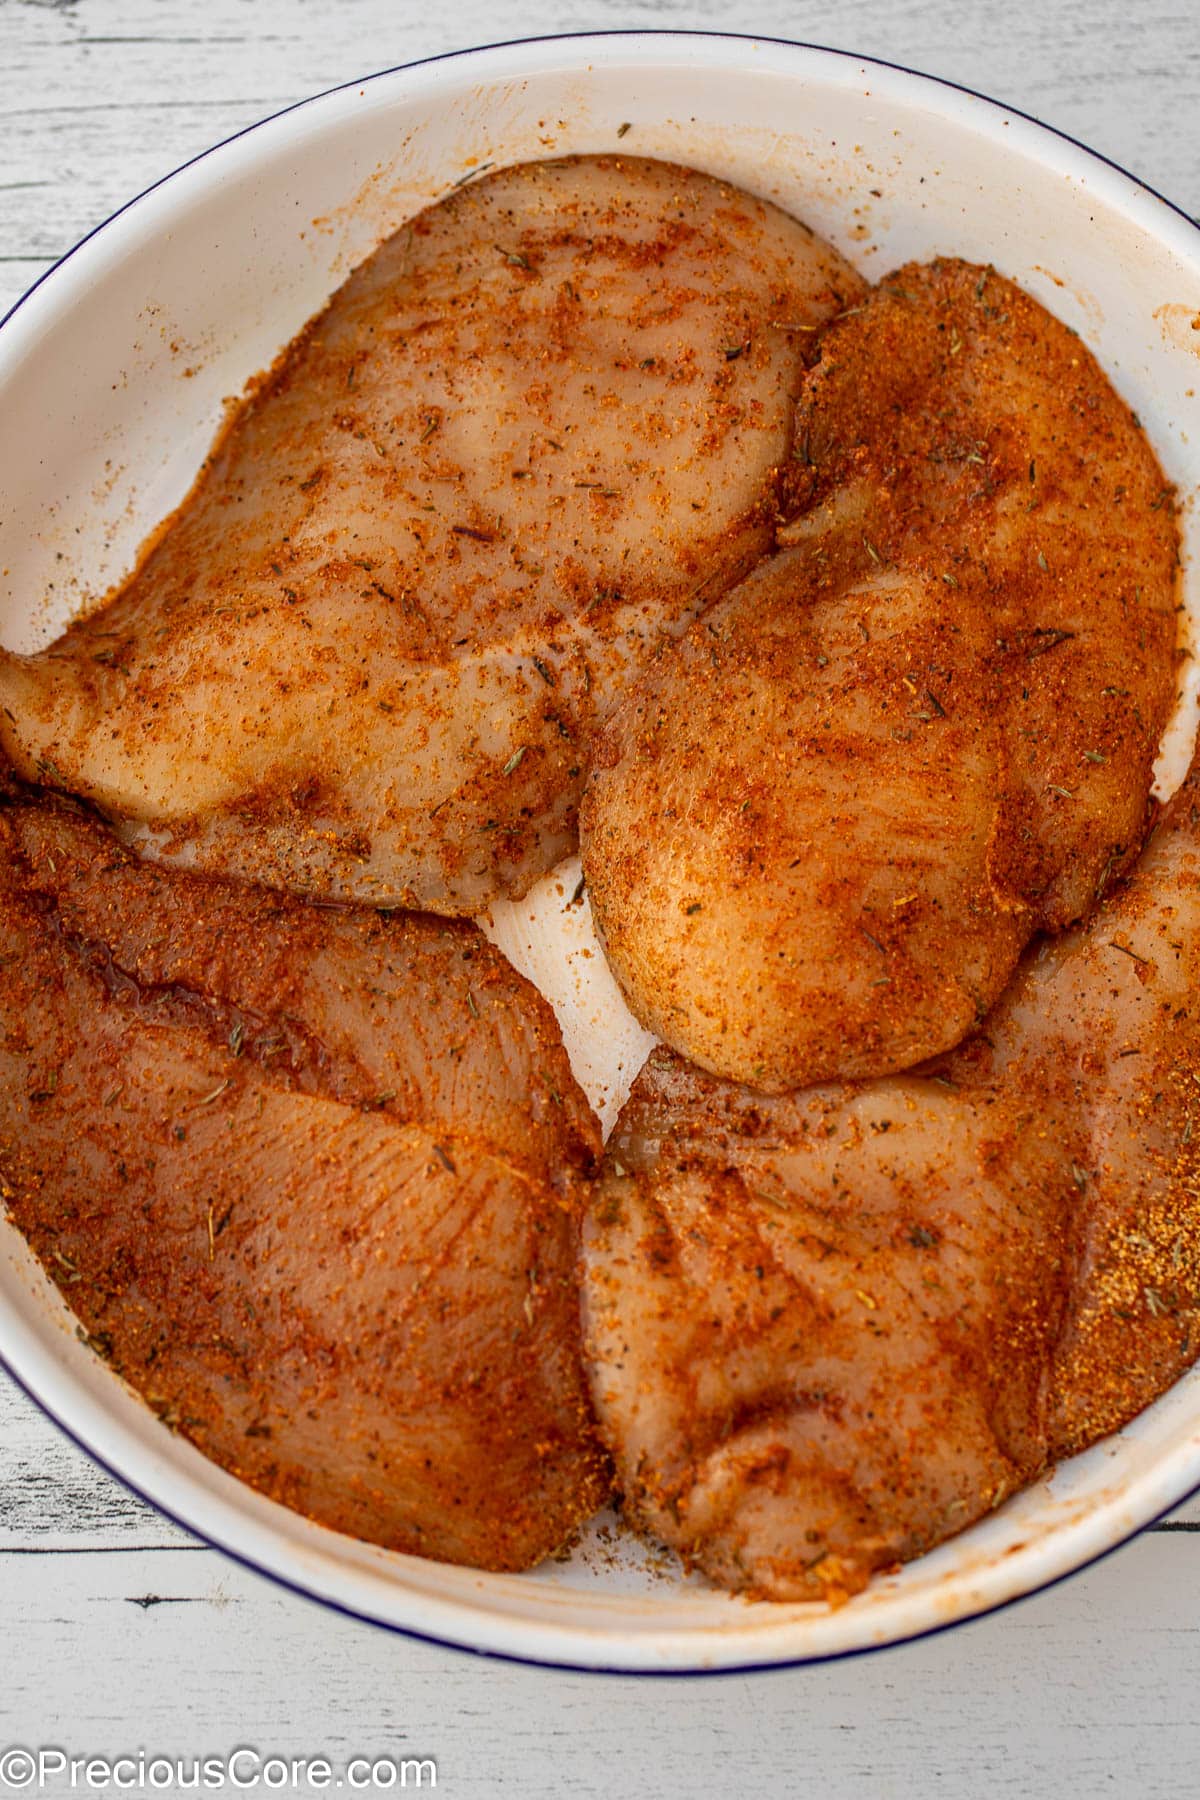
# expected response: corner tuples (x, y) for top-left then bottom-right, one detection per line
(1, 1533), (1200, 1797)
(0, 1375), (195, 1551)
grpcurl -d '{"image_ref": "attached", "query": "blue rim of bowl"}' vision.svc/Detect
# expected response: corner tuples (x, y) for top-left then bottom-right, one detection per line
(1, 29), (1199, 1675)
(5, 1337), (1198, 1680)
(2, 26), (1196, 344)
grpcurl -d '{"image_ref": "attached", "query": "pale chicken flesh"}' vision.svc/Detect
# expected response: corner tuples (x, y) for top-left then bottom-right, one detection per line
(0, 156), (864, 913)
(0, 774), (609, 1570)
(582, 746), (1200, 1601)
(580, 259), (1180, 1090)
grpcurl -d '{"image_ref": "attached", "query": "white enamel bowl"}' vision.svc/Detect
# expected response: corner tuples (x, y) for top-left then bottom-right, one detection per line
(2, 32), (1200, 1672)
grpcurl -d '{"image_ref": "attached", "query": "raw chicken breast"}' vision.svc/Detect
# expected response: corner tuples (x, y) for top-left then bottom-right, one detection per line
(581, 259), (1180, 1089)
(0, 156), (863, 913)
(582, 744), (1200, 1601)
(0, 784), (608, 1570)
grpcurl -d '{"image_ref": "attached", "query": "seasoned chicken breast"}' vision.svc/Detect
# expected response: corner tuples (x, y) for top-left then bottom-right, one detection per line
(582, 743), (1200, 1601)
(0, 783), (608, 1570)
(581, 259), (1180, 1089)
(0, 156), (863, 913)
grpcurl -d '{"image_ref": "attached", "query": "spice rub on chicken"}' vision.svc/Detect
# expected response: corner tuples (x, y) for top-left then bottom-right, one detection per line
(0, 782), (609, 1570)
(582, 743), (1200, 1603)
(0, 156), (863, 915)
(580, 259), (1180, 1091)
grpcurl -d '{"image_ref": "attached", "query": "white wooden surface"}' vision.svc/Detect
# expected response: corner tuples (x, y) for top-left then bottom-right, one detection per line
(2, 1), (1199, 1794)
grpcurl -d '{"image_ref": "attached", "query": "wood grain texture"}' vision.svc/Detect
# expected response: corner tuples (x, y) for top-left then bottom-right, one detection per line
(1, 0), (1199, 1792)
(4, 1526), (1200, 1796)
(0, 1381), (190, 1550)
